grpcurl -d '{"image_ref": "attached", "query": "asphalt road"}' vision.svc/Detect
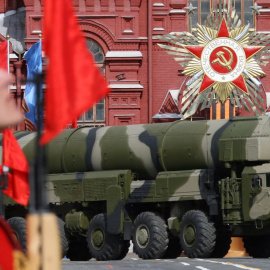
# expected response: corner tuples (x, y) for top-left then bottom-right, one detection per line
(62, 253), (269, 270)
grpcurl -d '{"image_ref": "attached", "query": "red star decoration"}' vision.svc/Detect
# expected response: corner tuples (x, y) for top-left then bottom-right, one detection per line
(184, 18), (263, 94)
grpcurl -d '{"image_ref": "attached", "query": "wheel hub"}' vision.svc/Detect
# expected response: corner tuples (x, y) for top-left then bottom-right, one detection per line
(92, 229), (104, 250)
(136, 225), (149, 248)
(183, 224), (196, 247)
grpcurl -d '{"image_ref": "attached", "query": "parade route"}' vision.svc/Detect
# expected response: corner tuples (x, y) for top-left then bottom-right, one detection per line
(62, 254), (268, 270)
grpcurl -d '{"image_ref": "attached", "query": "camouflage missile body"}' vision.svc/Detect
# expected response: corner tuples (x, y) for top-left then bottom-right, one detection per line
(7, 118), (229, 177)
(3, 116), (270, 260)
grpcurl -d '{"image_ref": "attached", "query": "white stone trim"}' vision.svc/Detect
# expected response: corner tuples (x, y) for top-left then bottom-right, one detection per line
(123, 30), (134, 34)
(170, 9), (186, 14)
(109, 84), (143, 89)
(106, 51), (143, 58)
(32, 30), (42, 34)
(260, 9), (270, 13)
(9, 53), (18, 59)
(153, 3), (165, 7)
(266, 92), (270, 108)
(9, 85), (26, 89)
(152, 113), (182, 119)
(153, 28), (165, 31)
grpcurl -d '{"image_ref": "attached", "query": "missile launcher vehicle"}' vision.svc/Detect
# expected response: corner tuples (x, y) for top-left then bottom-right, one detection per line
(3, 115), (270, 260)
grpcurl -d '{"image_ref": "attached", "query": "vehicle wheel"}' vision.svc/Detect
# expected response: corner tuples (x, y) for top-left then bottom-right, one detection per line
(132, 212), (169, 259)
(87, 213), (124, 261)
(115, 240), (130, 260)
(57, 218), (70, 258)
(179, 210), (216, 258)
(210, 227), (231, 258)
(243, 236), (270, 258)
(7, 217), (27, 252)
(162, 236), (182, 259)
(67, 236), (92, 261)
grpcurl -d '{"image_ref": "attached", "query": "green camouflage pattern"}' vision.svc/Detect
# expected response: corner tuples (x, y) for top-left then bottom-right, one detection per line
(2, 116), (270, 237)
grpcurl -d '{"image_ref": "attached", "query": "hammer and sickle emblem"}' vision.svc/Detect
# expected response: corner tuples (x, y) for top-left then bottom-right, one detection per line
(211, 47), (234, 70)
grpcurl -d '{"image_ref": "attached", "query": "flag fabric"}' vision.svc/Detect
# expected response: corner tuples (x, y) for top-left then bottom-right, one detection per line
(0, 216), (28, 270)
(71, 120), (78, 129)
(41, 0), (109, 145)
(23, 41), (42, 131)
(0, 41), (8, 70)
(1, 129), (30, 206)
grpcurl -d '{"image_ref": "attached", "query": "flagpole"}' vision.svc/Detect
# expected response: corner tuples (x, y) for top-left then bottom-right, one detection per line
(35, 73), (46, 211)
(26, 72), (61, 270)
(39, 34), (44, 132)
(39, 33), (42, 51)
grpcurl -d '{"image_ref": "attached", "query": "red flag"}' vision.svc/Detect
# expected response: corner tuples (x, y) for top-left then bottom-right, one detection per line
(2, 129), (30, 206)
(41, 0), (110, 145)
(0, 41), (8, 70)
(0, 216), (26, 270)
(71, 120), (78, 129)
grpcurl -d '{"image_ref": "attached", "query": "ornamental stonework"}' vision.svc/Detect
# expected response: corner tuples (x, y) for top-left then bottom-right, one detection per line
(158, 1), (270, 119)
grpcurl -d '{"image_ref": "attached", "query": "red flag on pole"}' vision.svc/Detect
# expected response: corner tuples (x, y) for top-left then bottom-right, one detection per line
(40, 0), (110, 145)
(0, 41), (8, 71)
(2, 129), (30, 206)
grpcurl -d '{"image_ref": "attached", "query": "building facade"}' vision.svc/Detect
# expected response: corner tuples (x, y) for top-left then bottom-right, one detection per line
(0, 0), (270, 130)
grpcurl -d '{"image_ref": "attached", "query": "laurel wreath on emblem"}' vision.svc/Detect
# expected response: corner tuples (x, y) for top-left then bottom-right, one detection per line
(157, 0), (270, 119)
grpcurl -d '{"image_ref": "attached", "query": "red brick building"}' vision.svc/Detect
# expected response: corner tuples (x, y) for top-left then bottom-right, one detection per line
(1, 0), (270, 130)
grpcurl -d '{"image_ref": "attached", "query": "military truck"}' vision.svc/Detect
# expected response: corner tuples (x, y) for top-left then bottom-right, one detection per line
(3, 116), (270, 260)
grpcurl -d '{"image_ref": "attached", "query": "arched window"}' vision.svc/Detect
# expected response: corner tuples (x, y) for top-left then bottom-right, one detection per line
(78, 39), (106, 127)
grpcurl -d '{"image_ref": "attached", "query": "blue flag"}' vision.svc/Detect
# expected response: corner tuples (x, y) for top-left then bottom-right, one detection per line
(23, 41), (42, 131)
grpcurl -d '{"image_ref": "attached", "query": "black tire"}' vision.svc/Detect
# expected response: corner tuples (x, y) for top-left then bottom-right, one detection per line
(7, 217), (27, 252)
(57, 218), (70, 258)
(87, 213), (124, 261)
(67, 236), (92, 261)
(243, 236), (270, 258)
(179, 210), (216, 258)
(132, 212), (169, 259)
(162, 236), (182, 259)
(210, 227), (231, 258)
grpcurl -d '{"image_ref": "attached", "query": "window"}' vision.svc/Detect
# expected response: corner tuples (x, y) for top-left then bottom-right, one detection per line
(78, 39), (106, 127)
(233, 0), (254, 28)
(189, 0), (210, 26)
(78, 98), (105, 124)
(189, 0), (254, 29)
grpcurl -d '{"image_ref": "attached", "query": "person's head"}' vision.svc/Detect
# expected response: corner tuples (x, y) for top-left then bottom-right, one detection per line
(0, 69), (23, 129)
